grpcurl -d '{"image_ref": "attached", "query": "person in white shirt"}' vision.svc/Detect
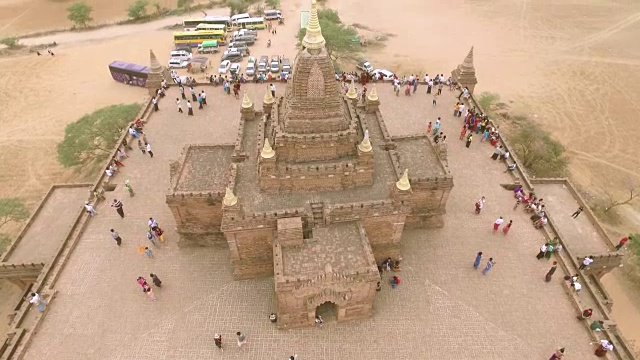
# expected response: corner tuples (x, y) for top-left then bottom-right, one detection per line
(458, 104), (465, 117)
(201, 90), (207, 105)
(579, 256), (594, 270)
(571, 281), (582, 292)
(105, 168), (114, 177)
(493, 217), (504, 232)
(146, 143), (154, 158)
(84, 201), (97, 216)
(29, 292), (47, 312)
(176, 98), (183, 113)
(270, 83), (276, 97)
(423, 74), (430, 84)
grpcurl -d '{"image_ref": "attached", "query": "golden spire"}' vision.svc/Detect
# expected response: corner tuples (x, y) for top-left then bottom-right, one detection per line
(222, 187), (238, 206)
(358, 129), (372, 152)
(302, 0), (326, 50)
(263, 85), (275, 104)
(367, 84), (379, 101)
(241, 91), (253, 109)
(395, 169), (411, 191)
(346, 79), (357, 99)
(260, 138), (276, 159)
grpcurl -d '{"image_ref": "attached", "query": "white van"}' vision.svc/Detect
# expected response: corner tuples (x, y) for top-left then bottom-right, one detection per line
(264, 9), (282, 20)
(170, 50), (192, 61)
(231, 13), (250, 26)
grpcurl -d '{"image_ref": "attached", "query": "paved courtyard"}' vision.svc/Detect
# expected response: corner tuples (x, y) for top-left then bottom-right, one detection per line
(22, 84), (596, 360)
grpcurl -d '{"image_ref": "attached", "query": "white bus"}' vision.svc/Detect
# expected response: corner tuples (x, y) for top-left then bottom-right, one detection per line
(231, 13), (250, 26)
(264, 9), (282, 20)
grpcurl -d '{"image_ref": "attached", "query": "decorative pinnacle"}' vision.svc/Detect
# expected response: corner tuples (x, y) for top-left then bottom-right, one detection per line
(358, 129), (372, 152)
(461, 46), (475, 70)
(261, 138), (276, 159)
(263, 85), (275, 104)
(149, 49), (162, 73)
(241, 91), (253, 109)
(302, 0), (326, 50)
(395, 169), (411, 191)
(367, 84), (379, 101)
(222, 187), (238, 206)
(346, 79), (357, 99)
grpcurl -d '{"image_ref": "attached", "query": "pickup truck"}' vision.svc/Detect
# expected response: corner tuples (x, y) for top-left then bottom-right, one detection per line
(356, 60), (373, 73)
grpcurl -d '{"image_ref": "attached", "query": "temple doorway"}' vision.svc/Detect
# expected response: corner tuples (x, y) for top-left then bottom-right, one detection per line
(315, 301), (338, 322)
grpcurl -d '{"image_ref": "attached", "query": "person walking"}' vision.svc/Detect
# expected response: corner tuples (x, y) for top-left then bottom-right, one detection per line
(493, 217), (504, 232)
(615, 235), (631, 251)
(180, 86), (186, 100)
(144, 246), (153, 258)
(146, 143), (154, 158)
(150, 273), (162, 287)
(270, 83), (276, 97)
(473, 251), (483, 269)
(29, 292), (47, 312)
(84, 201), (97, 216)
(482, 258), (495, 275)
(571, 206), (584, 218)
(152, 97), (159, 111)
(187, 100), (194, 116)
(426, 121), (432, 134)
(545, 261), (558, 282)
(148, 217), (158, 230)
(549, 347), (565, 360)
(198, 93), (204, 109)
(465, 133), (473, 148)
(201, 90), (207, 105)
(154, 227), (165, 242)
(475, 196), (485, 214)
(214, 333), (223, 352)
(176, 98), (183, 113)
(536, 243), (548, 259)
(147, 230), (157, 246)
(143, 284), (156, 301)
(110, 229), (122, 246)
(190, 86), (197, 102)
(124, 180), (135, 197)
(111, 199), (125, 218)
(502, 220), (513, 235)
(579, 256), (594, 270)
(236, 331), (247, 347)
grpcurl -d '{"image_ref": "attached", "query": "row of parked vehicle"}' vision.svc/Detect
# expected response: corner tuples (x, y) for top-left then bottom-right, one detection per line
(218, 55), (292, 76)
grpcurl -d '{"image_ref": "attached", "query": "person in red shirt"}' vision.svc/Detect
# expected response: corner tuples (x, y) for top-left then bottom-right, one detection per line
(616, 235), (632, 251)
(577, 308), (593, 320)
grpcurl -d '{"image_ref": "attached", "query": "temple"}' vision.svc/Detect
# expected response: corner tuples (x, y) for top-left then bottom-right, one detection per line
(166, 0), (454, 329)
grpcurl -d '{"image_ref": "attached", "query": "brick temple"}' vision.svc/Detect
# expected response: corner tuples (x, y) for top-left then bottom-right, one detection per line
(166, 0), (453, 329)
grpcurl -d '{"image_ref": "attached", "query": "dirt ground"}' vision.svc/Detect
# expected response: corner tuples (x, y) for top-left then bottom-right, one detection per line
(1, 0), (640, 351)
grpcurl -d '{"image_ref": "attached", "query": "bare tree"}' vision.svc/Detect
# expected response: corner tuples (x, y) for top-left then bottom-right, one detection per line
(604, 184), (640, 212)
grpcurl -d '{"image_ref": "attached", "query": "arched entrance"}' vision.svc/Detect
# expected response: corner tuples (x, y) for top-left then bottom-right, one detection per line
(315, 301), (338, 322)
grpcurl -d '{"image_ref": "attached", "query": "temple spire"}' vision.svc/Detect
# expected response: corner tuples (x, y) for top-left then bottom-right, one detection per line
(241, 91), (253, 109)
(346, 79), (357, 99)
(358, 130), (372, 152)
(395, 169), (411, 191)
(222, 187), (238, 206)
(261, 138), (276, 159)
(367, 85), (379, 102)
(149, 49), (162, 73)
(462, 46), (474, 70)
(302, 0), (326, 50)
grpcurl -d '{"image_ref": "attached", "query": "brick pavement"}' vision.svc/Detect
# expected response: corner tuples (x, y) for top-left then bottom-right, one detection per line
(22, 84), (597, 360)
(5, 186), (90, 264)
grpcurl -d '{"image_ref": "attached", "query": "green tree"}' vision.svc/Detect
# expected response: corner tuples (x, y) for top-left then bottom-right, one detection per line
(177, 0), (193, 12)
(57, 104), (142, 169)
(265, 0), (280, 9)
(67, 2), (93, 28)
(228, 0), (248, 15)
(297, 9), (360, 60)
(0, 198), (29, 230)
(151, 1), (162, 15)
(510, 122), (569, 178)
(128, 0), (149, 19)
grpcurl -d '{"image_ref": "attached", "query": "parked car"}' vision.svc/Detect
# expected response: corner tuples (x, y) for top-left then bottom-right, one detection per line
(168, 58), (189, 69)
(258, 55), (269, 73)
(222, 51), (243, 63)
(264, 9), (282, 20)
(357, 60), (373, 73)
(232, 35), (256, 45)
(246, 62), (256, 76)
(230, 63), (241, 75)
(228, 41), (248, 49)
(170, 49), (192, 61)
(233, 29), (258, 38)
(270, 55), (280, 73)
(281, 58), (292, 76)
(372, 69), (395, 80)
(228, 45), (249, 56)
(218, 60), (231, 74)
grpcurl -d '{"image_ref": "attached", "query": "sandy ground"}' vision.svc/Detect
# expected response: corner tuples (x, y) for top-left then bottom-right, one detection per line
(1, 0), (640, 351)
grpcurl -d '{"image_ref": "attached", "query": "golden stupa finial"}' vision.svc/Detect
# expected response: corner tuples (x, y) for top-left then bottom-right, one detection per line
(263, 85), (275, 104)
(358, 130), (372, 152)
(395, 169), (411, 191)
(261, 138), (276, 159)
(241, 91), (253, 109)
(302, 0), (326, 50)
(346, 79), (357, 99)
(367, 84), (379, 101)
(222, 187), (238, 206)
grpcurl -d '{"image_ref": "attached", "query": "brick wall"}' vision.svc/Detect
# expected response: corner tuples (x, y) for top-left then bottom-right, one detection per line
(165, 193), (225, 246)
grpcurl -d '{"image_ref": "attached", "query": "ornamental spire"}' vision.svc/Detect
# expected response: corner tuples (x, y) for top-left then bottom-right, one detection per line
(302, 0), (326, 51)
